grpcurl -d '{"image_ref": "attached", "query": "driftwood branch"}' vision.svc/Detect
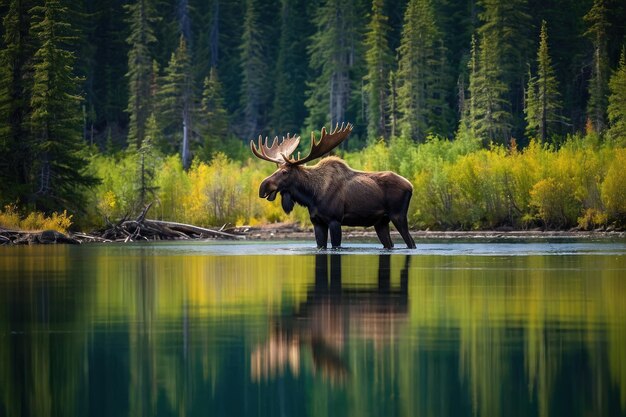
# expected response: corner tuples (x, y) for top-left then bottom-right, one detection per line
(0, 204), (247, 245)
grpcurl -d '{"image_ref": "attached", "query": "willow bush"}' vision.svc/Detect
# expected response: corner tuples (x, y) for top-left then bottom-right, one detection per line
(84, 133), (624, 230)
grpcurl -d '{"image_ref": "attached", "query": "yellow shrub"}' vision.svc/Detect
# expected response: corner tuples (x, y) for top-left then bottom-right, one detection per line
(0, 205), (72, 233)
(601, 148), (626, 220)
(0, 204), (21, 229)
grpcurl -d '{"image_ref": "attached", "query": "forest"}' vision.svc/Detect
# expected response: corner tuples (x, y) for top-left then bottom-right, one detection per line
(0, 0), (625, 231)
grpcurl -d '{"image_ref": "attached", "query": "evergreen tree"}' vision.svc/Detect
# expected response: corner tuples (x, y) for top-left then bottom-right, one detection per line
(364, 0), (393, 140)
(239, 0), (267, 139)
(476, 0), (531, 141)
(524, 21), (564, 142)
(387, 69), (398, 138)
(157, 35), (194, 168)
(136, 113), (159, 207)
(126, 0), (157, 148)
(200, 66), (228, 158)
(469, 33), (511, 144)
(0, 0), (33, 204)
(396, 0), (449, 141)
(305, 0), (365, 134)
(86, 0), (129, 149)
(269, 0), (311, 134)
(584, 0), (609, 133)
(29, 0), (97, 211)
(607, 47), (626, 144)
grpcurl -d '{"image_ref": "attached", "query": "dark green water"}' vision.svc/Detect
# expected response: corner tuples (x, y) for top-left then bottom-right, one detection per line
(1, 241), (625, 417)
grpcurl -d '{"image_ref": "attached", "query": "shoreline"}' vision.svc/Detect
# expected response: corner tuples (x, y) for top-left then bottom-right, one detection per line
(2, 223), (625, 245)
(244, 224), (626, 241)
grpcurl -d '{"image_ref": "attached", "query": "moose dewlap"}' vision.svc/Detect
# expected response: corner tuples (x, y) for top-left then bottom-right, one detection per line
(251, 123), (416, 249)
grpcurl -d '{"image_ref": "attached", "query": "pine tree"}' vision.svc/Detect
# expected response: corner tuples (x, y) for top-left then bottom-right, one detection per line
(396, 0), (449, 141)
(157, 35), (194, 168)
(126, 0), (157, 148)
(607, 47), (626, 144)
(86, 0), (130, 148)
(364, 0), (393, 140)
(584, 0), (610, 133)
(200, 66), (228, 158)
(476, 0), (531, 142)
(269, 0), (311, 134)
(136, 113), (159, 207)
(524, 21), (564, 142)
(0, 0), (33, 204)
(239, 0), (268, 139)
(29, 0), (98, 211)
(469, 33), (511, 144)
(305, 0), (364, 133)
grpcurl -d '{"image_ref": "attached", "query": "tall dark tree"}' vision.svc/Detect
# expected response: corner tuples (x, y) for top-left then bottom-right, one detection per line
(584, 0), (610, 133)
(607, 47), (626, 144)
(468, 33), (511, 144)
(239, 0), (268, 139)
(524, 21), (564, 142)
(269, 0), (311, 134)
(476, 0), (531, 141)
(29, 0), (97, 211)
(396, 0), (449, 141)
(364, 0), (393, 140)
(305, 0), (365, 134)
(200, 66), (228, 158)
(126, 0), (157, 148)
(0, 0), (33, 204)
(83, 0), (128, 150)
(157, 35), (194, 168)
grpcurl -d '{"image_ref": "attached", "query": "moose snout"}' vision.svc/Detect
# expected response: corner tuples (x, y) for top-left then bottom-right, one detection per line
(259, 178), (278, 201)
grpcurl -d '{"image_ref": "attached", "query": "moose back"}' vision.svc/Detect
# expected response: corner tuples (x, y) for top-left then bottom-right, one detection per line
(251, 123), (416, 249)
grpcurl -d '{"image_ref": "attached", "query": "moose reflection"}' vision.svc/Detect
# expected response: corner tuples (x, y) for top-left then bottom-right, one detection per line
(251, 254), (410, 382)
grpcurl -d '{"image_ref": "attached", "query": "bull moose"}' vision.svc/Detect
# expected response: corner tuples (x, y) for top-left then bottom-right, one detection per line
(251, 123), (416, 249)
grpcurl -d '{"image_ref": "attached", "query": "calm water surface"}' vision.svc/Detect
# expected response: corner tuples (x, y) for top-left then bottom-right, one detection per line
(1, 240), (625, 417)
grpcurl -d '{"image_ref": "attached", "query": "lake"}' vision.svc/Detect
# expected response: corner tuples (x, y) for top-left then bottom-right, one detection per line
(1, 240), (625, 417)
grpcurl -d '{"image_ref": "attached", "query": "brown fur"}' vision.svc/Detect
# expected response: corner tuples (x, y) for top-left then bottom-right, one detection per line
(258, 156), (416, 249)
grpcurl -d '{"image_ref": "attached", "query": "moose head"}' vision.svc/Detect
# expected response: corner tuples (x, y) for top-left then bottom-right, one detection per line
(251, 123), (416, 250)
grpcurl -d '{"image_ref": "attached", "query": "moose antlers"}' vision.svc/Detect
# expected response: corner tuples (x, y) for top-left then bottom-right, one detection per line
(250, 123), (353, 165)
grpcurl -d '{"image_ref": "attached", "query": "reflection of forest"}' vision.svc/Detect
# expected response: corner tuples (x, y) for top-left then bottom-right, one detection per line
(0, 247), (625, 416)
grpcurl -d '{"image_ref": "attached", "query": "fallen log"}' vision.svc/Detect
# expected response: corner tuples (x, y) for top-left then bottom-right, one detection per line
(145, 219), (244, 239)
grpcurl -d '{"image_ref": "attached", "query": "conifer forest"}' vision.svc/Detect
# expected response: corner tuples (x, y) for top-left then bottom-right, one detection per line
(0, 0), (625, 231)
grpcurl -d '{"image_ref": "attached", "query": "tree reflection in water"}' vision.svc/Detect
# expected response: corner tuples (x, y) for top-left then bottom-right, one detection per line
(251, 254), (411, 383)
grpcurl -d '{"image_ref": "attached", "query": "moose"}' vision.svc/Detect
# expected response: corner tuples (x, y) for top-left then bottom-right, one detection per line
(251, 123), (416, 249)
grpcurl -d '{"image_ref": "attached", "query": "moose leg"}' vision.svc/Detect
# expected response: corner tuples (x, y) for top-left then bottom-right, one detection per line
(391, 215), (416, 249)
(374, 220), (394, 249)
(313, 222), (329, 249)
(329, 221), (342, 249)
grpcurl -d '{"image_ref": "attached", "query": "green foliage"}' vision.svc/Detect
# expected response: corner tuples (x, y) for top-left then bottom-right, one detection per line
(157, 35), (194, 167)
(305, 0), (364, 133)
(364, 0), (392, 140)
(0, 0), (32, 205)
(239, 0), (269, 139)
(199, 67), (229, 159)
(396, 0), (450, 141)
(126, 0), (157, 148)
(29, 0), (98, 212)
(607, 48), (626, 145)
(345, 133), (622, 230)
(584, 0), (610, 132)
(468, 33), (512, 145)
(270, 0), (312, 134)
(525, 21), (565, 143)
